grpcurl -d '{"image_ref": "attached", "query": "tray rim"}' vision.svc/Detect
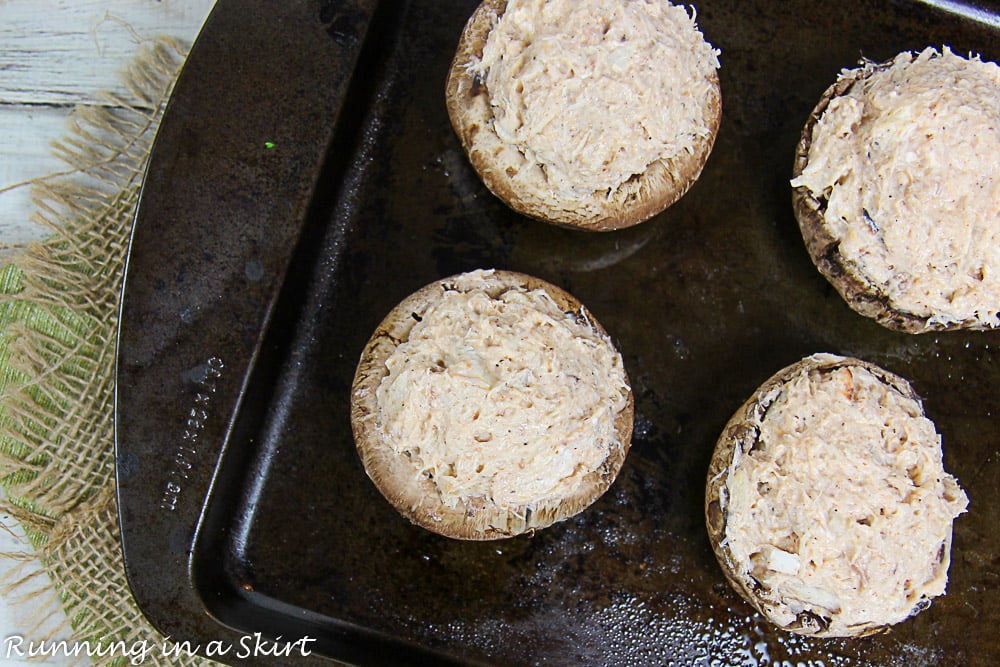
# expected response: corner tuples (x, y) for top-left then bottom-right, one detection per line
(114, 0), (386, 663)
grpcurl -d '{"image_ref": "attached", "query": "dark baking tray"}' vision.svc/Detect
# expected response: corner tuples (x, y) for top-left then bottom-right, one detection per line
(115, 0), (1000, 664)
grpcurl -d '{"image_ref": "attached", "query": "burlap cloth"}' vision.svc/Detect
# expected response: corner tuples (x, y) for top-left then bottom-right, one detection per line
(0, 37), (221, 666)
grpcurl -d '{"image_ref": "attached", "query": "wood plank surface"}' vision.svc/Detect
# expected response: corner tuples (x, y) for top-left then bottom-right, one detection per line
(0, 0), (217, 245)
(0, 0), (217, 107)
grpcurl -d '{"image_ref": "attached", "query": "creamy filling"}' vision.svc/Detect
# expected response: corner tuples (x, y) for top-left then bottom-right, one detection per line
(723, 361), (968, 632)
(471, 0), (720, 195)
(375, 270), (629, 510)
(791, 47), (1000, 326)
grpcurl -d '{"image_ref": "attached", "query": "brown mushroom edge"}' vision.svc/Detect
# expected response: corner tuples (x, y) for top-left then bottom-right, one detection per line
(445, 0), (722, 232)
(350, 270), (634, 540)
(704, 354), (946, 638)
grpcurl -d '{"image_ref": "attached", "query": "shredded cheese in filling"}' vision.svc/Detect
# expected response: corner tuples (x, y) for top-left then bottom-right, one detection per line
(723, 361), (968, 633)
(791, 47), (1000, 326)
(375, 271), (629, 510)
(471, 0), (720, 196)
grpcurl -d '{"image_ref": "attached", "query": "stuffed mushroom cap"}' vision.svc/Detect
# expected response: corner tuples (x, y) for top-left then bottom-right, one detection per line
(791, 47), (1000, 333)
(446, 0), (722, 231)
(351, 269), (634, 540)
(706, 353), (968, 637)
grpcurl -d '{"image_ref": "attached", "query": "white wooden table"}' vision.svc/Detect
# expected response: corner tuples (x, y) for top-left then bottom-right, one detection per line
(0, 1), (216, 660)
(0, 0), (217, 245)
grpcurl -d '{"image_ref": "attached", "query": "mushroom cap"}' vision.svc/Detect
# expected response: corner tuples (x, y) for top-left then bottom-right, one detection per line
(445, 0), (722, 231)
(705, 353), (948, 638)
(791, 55), (997, 333)
(351, 269), (634, 540)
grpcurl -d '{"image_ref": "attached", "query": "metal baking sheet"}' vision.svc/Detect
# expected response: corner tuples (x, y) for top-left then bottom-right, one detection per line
(115, 0), (1000, 664)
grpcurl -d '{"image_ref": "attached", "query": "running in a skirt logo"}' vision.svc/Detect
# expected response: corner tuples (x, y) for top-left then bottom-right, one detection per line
(3, 633), (316, 664)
